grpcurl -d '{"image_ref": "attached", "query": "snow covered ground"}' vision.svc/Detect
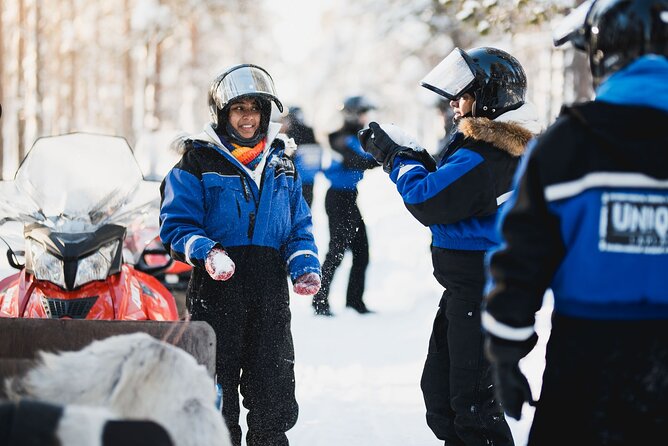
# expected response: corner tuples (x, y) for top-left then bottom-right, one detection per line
(0, 162), (553, 446)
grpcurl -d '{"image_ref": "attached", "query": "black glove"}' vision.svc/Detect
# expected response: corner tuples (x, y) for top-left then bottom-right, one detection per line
(492, 362), (533, 420)
(484, 333), (538, 420)
(357, 122), (399, 171)
(358, 122), (436, 173)
(395, 146), (437, 172)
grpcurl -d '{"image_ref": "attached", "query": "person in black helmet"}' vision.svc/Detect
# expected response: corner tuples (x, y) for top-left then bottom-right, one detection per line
(311, 95), (379, 316)
(280, 106), (322, 207)
(159, 64), (321, 446)
(359, 47), (542, 446)
(482, 0), (668, 444)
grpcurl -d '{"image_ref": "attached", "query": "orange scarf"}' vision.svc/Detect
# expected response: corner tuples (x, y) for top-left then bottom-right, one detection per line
(230, 140), (266, 170)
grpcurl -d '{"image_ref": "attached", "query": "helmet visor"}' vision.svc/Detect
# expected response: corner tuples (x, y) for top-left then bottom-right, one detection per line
(552, 0), (593, 48)
(212, 65), (283, 112)
(420, 48), (476, 101)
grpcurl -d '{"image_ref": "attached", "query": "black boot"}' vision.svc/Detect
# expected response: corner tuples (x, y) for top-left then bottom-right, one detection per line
(346, 301), (373, 314)
(313, 297), (334, 316)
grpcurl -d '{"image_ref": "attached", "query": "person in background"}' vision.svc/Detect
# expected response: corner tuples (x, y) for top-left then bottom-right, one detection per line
(360, 47), (542, 445)
(159, 64), (321, 446)
(280, 106), (323, 207)
(311, 95), (379, 316)
(482, 0), (668, 444)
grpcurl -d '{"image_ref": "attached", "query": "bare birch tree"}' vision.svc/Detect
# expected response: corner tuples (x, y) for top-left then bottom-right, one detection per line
(0, 0), (5, 178)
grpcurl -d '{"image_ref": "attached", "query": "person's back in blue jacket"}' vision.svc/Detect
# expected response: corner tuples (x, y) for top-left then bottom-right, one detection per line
(483, 1), (668, 444)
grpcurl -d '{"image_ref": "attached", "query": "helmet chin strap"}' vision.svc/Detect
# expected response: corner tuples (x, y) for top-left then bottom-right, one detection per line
(223, 122), (266, 147)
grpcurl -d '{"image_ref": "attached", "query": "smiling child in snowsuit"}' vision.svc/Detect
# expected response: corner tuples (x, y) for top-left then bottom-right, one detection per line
(160, 64), (321, 446)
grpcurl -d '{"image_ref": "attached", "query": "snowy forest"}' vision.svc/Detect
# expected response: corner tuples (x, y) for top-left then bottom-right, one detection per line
(0, 0), (592, 179)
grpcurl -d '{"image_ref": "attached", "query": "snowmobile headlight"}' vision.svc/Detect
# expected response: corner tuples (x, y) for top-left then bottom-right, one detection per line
(29, 240), (66, 288)
(74, 240), (119, 288)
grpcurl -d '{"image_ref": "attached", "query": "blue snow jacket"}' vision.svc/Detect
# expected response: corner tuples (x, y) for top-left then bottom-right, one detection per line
(325, 124), (378, 190)
(159, 123), (320, 282)
(293, 144), (322, 185)
(286, 121), (322, 186)
(484, 56), (668, 352)
(388, 104), (541, 251)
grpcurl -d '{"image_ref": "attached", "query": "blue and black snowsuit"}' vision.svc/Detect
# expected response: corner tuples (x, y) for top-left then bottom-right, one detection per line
(285, 120), (322, 207)
(159, 122), (320, 446)
(312, 122), (378, 314)
(389, 106), (540, 446)
(483, 56), (668, 445)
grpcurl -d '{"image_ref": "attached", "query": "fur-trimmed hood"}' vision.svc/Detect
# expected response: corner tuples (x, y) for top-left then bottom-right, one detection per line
(457, 102), (542, 157)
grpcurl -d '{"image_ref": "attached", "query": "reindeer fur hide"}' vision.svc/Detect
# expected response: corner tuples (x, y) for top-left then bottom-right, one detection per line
(4, 332), (231, 446)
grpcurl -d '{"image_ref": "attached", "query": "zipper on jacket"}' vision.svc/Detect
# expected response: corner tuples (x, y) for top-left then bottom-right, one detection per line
(248, 212), (256, 240)
(257, 146), (283, 203)
(240, 177), (250, 201)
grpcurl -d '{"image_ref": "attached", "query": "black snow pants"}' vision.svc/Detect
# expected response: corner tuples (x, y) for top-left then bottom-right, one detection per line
(528, 315), (668, 446)
(421, 247), (514, 446)
(187, 246), (298, 446)
(312, 188), (369, 313)
(301, 182), (314, 208)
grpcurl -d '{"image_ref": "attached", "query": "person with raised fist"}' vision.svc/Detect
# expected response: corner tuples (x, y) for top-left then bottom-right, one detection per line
(360, 47), (542, 446)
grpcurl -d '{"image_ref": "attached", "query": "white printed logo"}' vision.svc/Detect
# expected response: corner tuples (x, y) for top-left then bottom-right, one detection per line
(600, 192), (668, 254)
(131, 283), (143, 309)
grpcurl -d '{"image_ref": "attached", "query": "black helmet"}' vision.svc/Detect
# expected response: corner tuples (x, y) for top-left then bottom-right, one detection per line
(341, 95), (376, 115)
(208, 64), (283, 128)
(553, 0), (668, 87)
(420, 47), (527, 120)
(286, 106), (305, 124)
(340, 95), (376, 125)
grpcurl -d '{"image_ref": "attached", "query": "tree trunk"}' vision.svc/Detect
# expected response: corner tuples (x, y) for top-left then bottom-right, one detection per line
(123, 0), (134, 143)
(570, 0), (593, 102)
(68, 0), (77, 131)
(0, 0), (5, 179)
(571, 50), (593, 102)
(154, 38), (163, 128)
(17, 0), (26, 163)
(34, 0), (43, 137)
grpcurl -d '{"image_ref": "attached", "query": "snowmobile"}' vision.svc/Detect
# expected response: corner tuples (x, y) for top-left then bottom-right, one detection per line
(142, 238), (191, 316)
(125, 230), (191, 317)
(0, 132), (178, 320)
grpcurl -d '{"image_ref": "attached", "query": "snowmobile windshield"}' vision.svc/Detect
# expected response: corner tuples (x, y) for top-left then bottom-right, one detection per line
(420, 48), (476, 101)
(0, 133), (160, 235)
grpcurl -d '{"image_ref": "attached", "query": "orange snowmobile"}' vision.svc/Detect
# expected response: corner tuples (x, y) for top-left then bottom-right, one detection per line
(0, 133), (178, 320)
